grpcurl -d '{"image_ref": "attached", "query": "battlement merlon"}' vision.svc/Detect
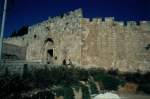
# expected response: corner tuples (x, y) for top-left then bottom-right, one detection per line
(104, 17), (115, 22)
(70, 8), (83, 18)
(47, 8), (83, 21)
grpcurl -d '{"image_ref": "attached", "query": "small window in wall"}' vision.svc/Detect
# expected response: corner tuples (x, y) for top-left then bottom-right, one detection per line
(55, 56), (57, 60)
(34, 34), (37, 39)
(66, 22), (69, 25)
(46, 27), (49, 31)
(145, 44), (150, 50)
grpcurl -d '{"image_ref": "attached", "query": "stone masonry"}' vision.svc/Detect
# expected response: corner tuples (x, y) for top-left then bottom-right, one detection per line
(3, 9), (150, 72)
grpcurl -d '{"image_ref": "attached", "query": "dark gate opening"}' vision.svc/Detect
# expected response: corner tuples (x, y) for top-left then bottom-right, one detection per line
(47, 49), (53, 57)
(47, 49), (53, 64)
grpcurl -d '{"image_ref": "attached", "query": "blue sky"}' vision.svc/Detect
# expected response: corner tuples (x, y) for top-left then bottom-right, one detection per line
(0, 0), (150, 37)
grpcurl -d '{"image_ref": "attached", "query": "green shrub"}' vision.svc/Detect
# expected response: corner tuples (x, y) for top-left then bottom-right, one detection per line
(89, 81), (99, 94)
(53, 87), (64, 96)
(88, 69), (125, 90)
(81, 85), (91, 99)
(139, 83), (150, 94)
(63, 86), (74, 99)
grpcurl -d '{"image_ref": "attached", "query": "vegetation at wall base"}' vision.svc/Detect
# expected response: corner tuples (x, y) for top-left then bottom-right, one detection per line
(0, 64), (150, 98)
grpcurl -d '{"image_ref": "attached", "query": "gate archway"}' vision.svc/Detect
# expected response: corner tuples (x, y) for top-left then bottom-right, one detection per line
(41, 38), (54, 64)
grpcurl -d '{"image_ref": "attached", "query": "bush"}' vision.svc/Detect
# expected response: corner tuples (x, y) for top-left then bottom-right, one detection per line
(89, 81), (99, 94)
(0, 65), (134, 98)
(139, 83), (150, 94)
(117, 71), (150, 93)
(88, 68), (125, 90)
(33, 66), (51, 88)
(81, 85), (91, 99)
(63, 86), (74, 99)
(0, 73), (33, 98)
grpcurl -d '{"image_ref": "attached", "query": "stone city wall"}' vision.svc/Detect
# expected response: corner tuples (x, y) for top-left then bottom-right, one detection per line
(2, 43), (27, 60)
(2, 9), (150, 72)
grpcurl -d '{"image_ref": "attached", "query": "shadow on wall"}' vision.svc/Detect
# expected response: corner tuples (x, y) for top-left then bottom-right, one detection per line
(2, 43), (27, 60)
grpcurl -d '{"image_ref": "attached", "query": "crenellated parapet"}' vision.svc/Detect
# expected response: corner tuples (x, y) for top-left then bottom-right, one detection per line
(27, 8), (150, 36)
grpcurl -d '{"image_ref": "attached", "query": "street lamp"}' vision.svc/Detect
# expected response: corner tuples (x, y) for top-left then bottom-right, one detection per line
(0, 0), (7, 61)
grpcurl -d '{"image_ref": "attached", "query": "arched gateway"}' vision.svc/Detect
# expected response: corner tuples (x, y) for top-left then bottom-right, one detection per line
(42, 38), (54, 64)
